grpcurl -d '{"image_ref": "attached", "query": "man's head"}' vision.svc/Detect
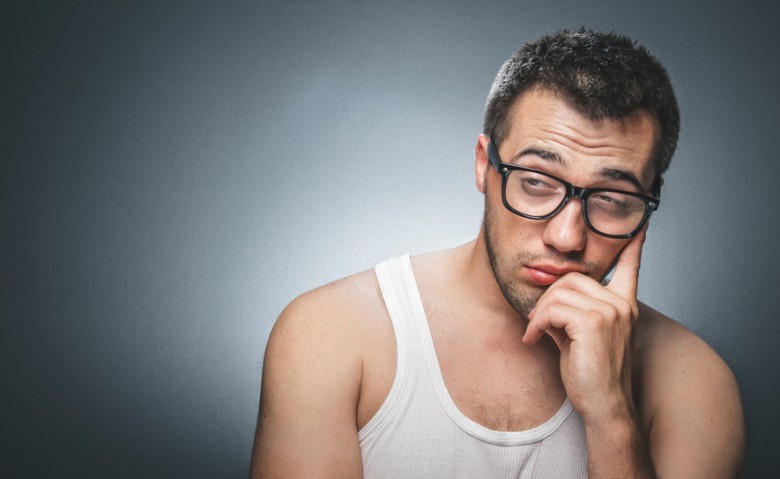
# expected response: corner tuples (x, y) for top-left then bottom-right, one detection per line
(483, 28), (679, 193)
(476, 29), (677, 317)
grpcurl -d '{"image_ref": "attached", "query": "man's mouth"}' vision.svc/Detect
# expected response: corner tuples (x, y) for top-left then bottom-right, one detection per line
(524, 264), (583, 286)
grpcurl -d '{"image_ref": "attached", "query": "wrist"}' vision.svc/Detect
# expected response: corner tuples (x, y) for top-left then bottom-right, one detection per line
(578, 387), (637, 428)
(582, 408), (656, 478)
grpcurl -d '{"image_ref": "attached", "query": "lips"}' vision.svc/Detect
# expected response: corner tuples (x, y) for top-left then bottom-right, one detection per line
(524, 264), (582, 286)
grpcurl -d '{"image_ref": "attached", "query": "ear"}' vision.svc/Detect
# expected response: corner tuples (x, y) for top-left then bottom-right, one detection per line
(475, 134), (491, 194)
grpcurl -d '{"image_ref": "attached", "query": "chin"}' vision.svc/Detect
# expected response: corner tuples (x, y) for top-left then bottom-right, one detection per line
(500, 280), (545, 318)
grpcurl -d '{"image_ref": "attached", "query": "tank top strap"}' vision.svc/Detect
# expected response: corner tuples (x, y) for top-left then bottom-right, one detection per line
(373, 254), (426, 338)
(359, 255), (422, 440)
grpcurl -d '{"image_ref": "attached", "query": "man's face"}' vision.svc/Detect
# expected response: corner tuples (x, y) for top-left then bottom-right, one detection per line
(478, 87), (659, 317)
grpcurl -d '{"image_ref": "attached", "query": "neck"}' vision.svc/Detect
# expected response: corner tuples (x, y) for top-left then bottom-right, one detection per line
(439, 232), (557, 359)
(454, 229), (527, 324)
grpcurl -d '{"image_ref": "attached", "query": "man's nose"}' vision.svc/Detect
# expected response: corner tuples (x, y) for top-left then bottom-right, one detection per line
(541, 199), (587, 253)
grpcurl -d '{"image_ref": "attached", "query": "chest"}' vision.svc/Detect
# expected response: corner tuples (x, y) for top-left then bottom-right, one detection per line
(427, 306), (568, 432)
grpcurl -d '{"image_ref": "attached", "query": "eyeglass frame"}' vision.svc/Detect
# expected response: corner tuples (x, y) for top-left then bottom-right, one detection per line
(487, 136), (660, 239)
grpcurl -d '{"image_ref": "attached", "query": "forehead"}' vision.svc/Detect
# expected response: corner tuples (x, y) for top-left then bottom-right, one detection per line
(502, 88), (659, 190)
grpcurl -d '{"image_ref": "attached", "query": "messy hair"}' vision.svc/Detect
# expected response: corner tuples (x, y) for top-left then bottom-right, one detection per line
(484, 28), (680, 193)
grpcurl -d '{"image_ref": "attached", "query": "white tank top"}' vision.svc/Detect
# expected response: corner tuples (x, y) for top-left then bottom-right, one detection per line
(359, 255), (588, 478)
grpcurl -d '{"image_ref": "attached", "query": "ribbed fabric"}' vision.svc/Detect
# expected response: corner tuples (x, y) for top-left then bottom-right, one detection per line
(359, 255), (588, 478)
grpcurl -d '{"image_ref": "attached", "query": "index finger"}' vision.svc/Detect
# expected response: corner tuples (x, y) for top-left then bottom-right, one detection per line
(606, 226), (647, 300)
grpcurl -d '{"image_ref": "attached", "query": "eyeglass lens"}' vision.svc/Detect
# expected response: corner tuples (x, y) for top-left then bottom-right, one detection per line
(504, 169), (648, 236)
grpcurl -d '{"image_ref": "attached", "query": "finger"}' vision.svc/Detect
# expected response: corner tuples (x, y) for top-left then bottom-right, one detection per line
(526, 285), (619, 341)
(528, 272), (596, 324)
(534, 283), (618, 320)
(523, 305), (550, 345)
(524, 275), (591, 344)
(545, 326), (569, 350)
(524, 301), (589, 346)
(531, 273), (618, 326)
(606, 226), (647, 300)
(540, 272), (616, 304)
(523, 310), (556, 346)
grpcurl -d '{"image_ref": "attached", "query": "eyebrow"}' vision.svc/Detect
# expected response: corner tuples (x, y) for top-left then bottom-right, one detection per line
(512, 147), (646, 192)
(511, 148), (565, 166)
(597, 167), (645, 191)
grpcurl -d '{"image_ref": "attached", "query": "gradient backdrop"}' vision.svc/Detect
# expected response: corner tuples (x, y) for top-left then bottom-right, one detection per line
(3, 0), (779, 477)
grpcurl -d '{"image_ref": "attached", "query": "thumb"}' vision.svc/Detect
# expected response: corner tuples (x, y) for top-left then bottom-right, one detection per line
(607, 227), (647, 300)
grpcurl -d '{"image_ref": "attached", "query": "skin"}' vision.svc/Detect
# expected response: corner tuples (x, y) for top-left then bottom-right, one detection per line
(250, 87), (745, 478)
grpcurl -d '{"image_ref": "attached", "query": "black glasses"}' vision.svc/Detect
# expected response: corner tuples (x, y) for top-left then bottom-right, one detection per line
(487, 137), (659, 239)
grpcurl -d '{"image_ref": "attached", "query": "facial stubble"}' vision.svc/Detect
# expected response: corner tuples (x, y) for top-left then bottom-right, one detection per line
(482, 182), (611, 319)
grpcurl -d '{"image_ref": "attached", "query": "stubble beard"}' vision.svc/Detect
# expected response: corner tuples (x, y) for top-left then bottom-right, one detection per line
(483, 201), (542, 318)
(482, 190), (607, 319)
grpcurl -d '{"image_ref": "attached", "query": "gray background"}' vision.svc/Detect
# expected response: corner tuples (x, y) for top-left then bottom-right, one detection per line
(3, 0), (778, 477)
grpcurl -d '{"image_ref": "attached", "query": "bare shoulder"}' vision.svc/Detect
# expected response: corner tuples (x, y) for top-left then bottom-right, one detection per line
(264, 267), (391, 385)
(634, 303), (731, 373)
(634, 303), (738, 395)
(634, 303), (745, 478)
(251, 268), (390, 478)
(276, 268), (387, 334)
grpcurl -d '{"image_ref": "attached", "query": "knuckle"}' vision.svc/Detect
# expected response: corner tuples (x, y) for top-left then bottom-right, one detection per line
(585, 310), (602, 325)
(606, 303), (621, 321)
(548, 303), (567, 318)
(546, 288), (566, 302)
(616, 298), (633, 319)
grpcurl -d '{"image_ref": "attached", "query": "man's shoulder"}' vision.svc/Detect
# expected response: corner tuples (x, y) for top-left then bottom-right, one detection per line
(634, 303), (743, 436)
(634, 307), (745, 474)
(635, 303), (733, 373)
(256, 266), (394, 476)
(286, 267), (384, 316)
(267, 265), (391, 361)
(276, 266), (388, 336)
(635, 303), (737, 384)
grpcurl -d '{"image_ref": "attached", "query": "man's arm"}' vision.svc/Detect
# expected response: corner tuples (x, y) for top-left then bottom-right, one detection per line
(522, 228), (745, 476)
(249, 286), (365, 478)
(637, 308), (746, 478)
(523, 229), (656, 477)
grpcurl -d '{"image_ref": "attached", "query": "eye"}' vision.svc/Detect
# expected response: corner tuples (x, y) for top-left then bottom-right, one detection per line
(588, 192), (645, 215)
(512, 171), (561, 196)
(591, 192), (628, 207)
(523, 177), (554, 189)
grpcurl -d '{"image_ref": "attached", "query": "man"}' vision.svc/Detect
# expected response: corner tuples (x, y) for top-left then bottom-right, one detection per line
(250, 29), (745, 478)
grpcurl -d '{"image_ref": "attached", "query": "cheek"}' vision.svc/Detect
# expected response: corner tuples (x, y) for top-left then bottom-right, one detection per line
(485, 195), (544, 249)
(587, 238), (630, 271)
(602, 241), (625, 257)
(609, 239), (631, 257)
(490, 214), (544, 258)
